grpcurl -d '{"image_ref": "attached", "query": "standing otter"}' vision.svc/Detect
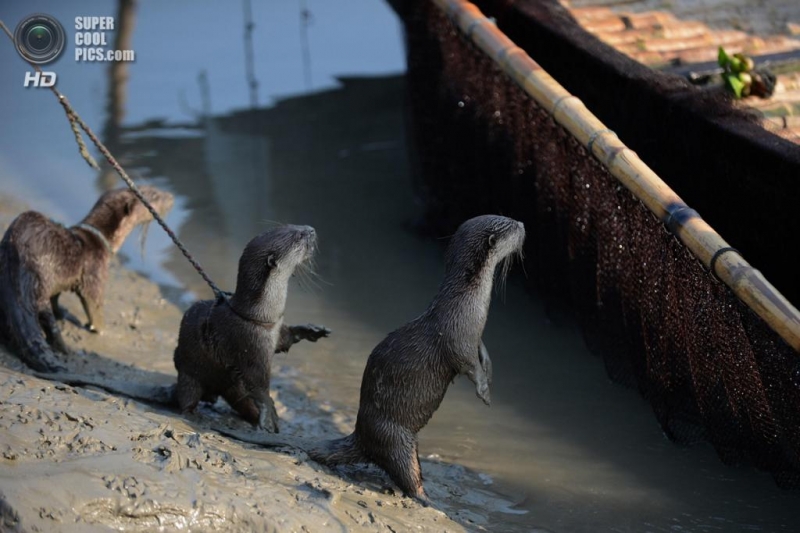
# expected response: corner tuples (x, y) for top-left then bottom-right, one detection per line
(0, 186), (174, 372)
(173, 225), (331, 432)
(213, 215), (524, 504)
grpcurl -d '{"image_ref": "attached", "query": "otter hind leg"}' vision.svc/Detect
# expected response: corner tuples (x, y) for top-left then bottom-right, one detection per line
(50, 294), (65, 320)
(257, 397), (280, 434)
(373, 427), (427, 504)
(0, 255), (64, 372)
(222, 384), (278, 433)
(201, 391), (219, 404)
(176, 372), (204, 414)
(39, 309), (69, 354)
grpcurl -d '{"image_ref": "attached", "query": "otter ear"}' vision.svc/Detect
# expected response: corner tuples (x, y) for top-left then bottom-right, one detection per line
(487, 234), (497, 248)
(266, 254), (277, 268)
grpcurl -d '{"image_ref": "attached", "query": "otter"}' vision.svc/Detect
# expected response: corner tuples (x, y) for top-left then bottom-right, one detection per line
(0, 186), (173, 372)
(173, 225), (330, 432)
(34, 225), (331, 431)
(210, 215), (524, 504)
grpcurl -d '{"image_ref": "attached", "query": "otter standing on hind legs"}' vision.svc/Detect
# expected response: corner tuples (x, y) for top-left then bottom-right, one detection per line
(173, 225), (331, 432)
(216, 215), (525, 504)
(0, 186), (174, 372)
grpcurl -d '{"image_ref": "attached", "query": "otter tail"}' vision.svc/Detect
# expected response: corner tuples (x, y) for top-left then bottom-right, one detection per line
(0, 244), (65, 372)
(308, 433), (364, 465)
(34, 372), (176, 406)
(211, 425), (366, 465)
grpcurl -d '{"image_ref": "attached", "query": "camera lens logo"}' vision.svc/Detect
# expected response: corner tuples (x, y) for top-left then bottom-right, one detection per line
(14, 14), (66, 65)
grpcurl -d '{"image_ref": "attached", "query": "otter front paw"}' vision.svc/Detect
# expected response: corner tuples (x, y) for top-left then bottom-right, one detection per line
(85, 323), (102, 334)
(466, 341), (492, 406)
(476, 381), (491, 406)
(291, 324), (331, 343)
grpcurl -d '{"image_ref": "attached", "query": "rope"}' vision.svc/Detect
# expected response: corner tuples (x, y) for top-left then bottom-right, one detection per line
(0, 19), (225, 299)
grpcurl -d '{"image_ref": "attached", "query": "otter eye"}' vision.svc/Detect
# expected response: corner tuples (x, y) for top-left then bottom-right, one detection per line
(488, 234), (496, 248)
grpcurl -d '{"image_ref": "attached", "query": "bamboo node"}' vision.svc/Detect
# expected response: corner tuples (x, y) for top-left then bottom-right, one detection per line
(587, 128), (617, 153)
(710, 247), (741, 281)
(663, 204), (700, 235)
(551, 94), (580, 116)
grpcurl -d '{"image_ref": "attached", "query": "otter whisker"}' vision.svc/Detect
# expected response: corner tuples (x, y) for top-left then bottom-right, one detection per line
(296, 261), (329, 291)
(304, 261), (332, 286)
(258, 218), (287, 229)
(516, 246), (528, 279)
(495, 254), (512, 301)
(294, 261), (317, 291)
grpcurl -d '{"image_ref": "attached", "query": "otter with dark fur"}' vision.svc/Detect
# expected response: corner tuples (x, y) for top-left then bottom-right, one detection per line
(173, 225), (330, 432)
(0, 186), (173, 372)
(213, 214), (525, 503)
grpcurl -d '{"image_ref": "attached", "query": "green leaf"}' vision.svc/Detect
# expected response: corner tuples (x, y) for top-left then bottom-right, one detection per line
(718, 46), (729, 68)
(723, 73), (745, 99)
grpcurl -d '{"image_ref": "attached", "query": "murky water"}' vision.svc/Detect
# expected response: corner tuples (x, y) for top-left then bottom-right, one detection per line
(2, 1), (800, 532)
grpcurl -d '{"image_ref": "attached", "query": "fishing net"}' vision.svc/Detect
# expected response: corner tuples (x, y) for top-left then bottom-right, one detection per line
(397, 0), (800, 487)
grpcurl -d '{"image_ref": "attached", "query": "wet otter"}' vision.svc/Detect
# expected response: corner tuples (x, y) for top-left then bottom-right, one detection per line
(212, 215), (524, 503)
(173, 225), (331, 432)
(0, 186), (174, 372)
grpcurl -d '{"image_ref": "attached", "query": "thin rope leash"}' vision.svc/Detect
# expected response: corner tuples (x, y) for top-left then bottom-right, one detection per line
(0, 19), (225, 299)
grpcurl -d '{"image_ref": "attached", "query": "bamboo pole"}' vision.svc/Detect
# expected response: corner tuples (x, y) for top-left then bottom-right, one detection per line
(432, 0), (800, 352)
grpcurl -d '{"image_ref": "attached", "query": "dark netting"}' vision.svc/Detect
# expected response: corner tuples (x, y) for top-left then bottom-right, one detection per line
(397, 1), (800, 487)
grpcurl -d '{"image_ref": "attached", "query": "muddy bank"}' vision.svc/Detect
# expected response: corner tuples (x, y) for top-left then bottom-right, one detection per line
(0, 194), (520, 532)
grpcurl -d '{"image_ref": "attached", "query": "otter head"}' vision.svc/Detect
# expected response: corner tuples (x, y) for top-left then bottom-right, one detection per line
(444, 215), (525, 284)
(83, 186), (175, 252)
(235, 225), (317, 296)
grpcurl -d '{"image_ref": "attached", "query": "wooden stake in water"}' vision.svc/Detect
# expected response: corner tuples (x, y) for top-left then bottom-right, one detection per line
(243, 0), (258, 109)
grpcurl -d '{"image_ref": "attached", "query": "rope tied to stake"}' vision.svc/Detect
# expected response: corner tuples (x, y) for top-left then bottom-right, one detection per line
(0, 19), (226, 300)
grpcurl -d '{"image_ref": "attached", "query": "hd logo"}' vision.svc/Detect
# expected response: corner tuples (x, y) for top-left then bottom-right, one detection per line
(14, 13), (66, 88)
(23, 71), (57, 88)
